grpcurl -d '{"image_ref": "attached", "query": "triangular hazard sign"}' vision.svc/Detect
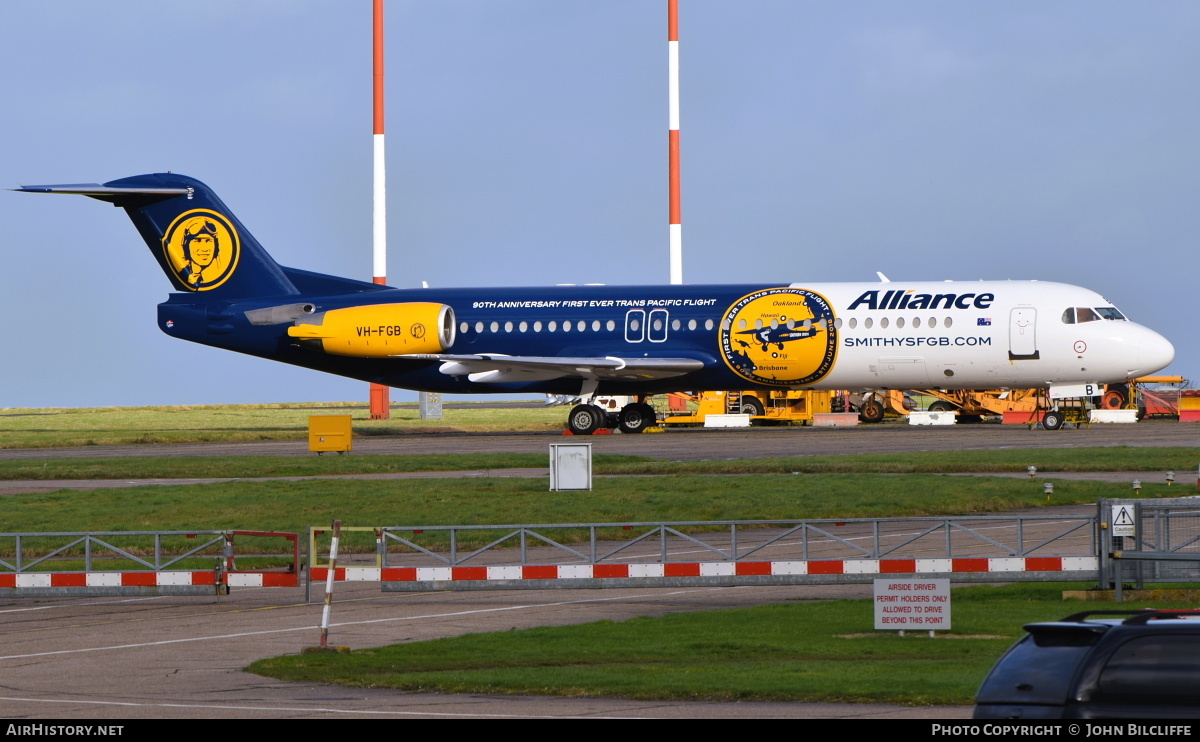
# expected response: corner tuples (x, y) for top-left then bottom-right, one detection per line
(1113, 506), (1135, 526)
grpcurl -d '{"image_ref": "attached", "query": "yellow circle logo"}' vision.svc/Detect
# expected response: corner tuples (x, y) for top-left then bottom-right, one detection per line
(719, 288), (838, 386)
(161, 209), (241, 291)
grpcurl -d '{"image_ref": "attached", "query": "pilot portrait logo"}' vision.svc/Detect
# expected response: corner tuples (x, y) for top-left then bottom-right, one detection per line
(161, 209), (241, 291)
(719, 288), (838, 386)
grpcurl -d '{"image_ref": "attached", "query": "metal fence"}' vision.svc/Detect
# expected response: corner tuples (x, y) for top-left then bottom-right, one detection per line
(1100, 497), (1200, 594)
(330, 514), (1102, 591)
(0, 529), (300, 597)
(18, 501), (1200, 599)
(376, 515), (1096, 565)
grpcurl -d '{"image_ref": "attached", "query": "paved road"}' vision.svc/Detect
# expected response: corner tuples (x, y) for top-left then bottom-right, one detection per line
(1, 419), (1194, 461)
(0, 582), (969, 719)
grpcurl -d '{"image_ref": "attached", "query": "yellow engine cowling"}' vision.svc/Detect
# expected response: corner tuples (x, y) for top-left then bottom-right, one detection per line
(287, 302), (455, 357)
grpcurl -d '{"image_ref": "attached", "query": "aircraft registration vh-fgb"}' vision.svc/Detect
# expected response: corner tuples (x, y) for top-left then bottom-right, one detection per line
(19, 173), (1175, 434)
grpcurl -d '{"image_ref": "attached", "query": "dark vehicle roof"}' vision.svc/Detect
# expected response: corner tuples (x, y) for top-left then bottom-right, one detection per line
(975, 610), (1200, 718)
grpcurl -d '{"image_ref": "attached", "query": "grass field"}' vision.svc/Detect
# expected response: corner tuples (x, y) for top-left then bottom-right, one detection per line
(0, 401), (566, 448)
(4, 402), (1191, 706)
(0, 447), (1195, 481)
(0, 472), (1173, 554)
(248, 583), (1196, 704)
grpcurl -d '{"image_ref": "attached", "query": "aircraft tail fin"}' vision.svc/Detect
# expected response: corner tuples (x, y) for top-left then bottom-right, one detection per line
(16, 173), (370, 300)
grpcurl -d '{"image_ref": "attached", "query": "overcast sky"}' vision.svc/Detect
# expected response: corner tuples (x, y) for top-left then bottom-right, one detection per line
(1, 1), (1196, 408)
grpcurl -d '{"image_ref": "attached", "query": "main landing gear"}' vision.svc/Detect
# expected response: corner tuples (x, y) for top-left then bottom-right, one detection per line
(566, 404), (605, 435)
(566, 398), (657, 435)
(617, 402), (657, 434)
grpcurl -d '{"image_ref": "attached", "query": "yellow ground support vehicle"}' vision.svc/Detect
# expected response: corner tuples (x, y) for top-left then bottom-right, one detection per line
(1099, 376), (1186, 418)
(910, 376), (1186, 424)
(662, 389), (835, 426)
(916, 388), (1041, 422)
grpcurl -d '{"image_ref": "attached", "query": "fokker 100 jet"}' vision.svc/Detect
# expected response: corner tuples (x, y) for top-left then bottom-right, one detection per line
(18, 174), (1175, 434)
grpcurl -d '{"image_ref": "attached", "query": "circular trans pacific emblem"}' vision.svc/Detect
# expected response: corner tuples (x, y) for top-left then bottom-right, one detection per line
(161, 209), (241, 291)
(719, 287), (838, 386)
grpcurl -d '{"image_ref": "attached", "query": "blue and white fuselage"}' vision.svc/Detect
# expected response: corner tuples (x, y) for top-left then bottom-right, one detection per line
(170, 281), (1171, 396)
(19, 173), (1175, 429)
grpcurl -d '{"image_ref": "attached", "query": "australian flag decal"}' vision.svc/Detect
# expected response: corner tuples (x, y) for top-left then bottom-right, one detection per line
(977, 318), (992, 326)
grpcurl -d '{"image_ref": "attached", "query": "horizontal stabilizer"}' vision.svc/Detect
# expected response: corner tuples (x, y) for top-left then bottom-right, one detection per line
(16, 183), (191, 206)
(19, 173), (299, 298)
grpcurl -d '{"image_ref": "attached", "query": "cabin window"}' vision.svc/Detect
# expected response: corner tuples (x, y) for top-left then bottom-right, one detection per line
(562, 320), (571, 333)
(490, 321), (499, 333)
(475, 321), (484, 333)
(738, 319), (748, 330)
(848, 317), (857, 329)
(928, 316), (937, 328)
(944, 317), (953, 328)
(577, 320), (586, 332)
(460, 322), (469, 334)
(688, 319), (697, 331)
(519, 321), (528, 332)
(504, 321), (513, 333)
(754, 319), (764, 330)
(592, 320), (601, 331)
(548, 321), (557, 332)
(896, 317), (905, 329)
(626, 309), (646, 342)
(705, 319), (714, 331)
(864, 317), (873, 329)
(912, 317), (921, 328)
(880, 317), (889, 329)
(648, 309), (669, 342)
(607, 319), (616, 331)
(672, 319), (681, 331)
(534, 321), (543, 332)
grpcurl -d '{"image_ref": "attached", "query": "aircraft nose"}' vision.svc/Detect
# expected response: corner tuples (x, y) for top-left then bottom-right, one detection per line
(1128, 326), (1175, 377)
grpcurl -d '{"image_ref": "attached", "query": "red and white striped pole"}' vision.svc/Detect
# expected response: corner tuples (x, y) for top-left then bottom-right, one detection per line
(369, 0), (390, 420)
(668, 0), (683, 285)
(318, 520), (342, 648)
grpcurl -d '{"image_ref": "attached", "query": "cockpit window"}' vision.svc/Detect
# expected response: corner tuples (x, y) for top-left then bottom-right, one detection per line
(1064, 307), (1126, 323)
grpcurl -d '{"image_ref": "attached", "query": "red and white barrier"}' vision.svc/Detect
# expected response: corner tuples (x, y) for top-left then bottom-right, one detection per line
(0, 571), (297, 590)
(313, 556), (1097, 589)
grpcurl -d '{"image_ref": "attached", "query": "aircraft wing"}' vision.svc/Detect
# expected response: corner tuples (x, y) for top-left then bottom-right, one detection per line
(401, 354), (706, 384)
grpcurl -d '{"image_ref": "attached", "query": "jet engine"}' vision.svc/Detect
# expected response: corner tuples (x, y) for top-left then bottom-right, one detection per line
(287, 302), (455, 357)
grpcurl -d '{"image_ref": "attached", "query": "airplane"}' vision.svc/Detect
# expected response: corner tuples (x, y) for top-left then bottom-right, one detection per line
(17, 173), (1175, 434)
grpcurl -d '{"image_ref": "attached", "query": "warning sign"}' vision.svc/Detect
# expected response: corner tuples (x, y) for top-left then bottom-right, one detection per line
(1112, 505), (1136, 537)
(874, 579), (951, 630)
